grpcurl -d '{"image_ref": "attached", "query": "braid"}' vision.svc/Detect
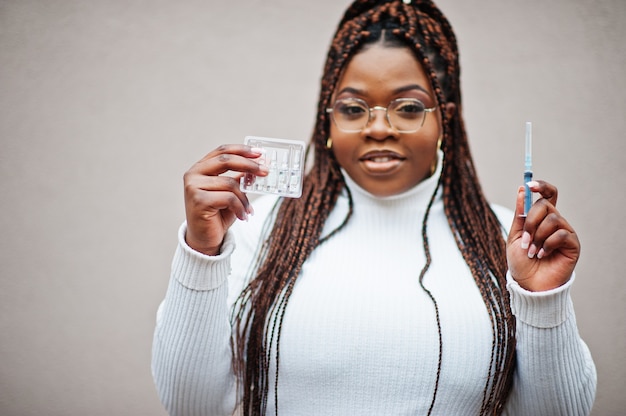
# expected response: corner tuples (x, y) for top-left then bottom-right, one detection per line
(232, 1), (515, 415)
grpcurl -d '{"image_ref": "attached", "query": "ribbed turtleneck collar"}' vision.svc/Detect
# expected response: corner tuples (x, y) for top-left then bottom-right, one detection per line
(320, 151), (444, 238)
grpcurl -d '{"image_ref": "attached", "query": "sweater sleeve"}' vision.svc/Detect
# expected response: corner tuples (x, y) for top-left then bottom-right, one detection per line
(152, 196), (277, 415)
(503, 272), (597, 416)
(151, 223), (238, 416)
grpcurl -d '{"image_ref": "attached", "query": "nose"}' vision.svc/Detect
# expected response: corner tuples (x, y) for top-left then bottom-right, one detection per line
(364, 106), (395, 139)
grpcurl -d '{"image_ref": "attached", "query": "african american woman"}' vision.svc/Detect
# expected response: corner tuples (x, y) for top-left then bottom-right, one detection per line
(152, 1), (597, 415)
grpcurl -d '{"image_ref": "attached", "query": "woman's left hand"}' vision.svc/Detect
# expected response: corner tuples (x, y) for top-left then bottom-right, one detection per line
(507, 180), (580, 292)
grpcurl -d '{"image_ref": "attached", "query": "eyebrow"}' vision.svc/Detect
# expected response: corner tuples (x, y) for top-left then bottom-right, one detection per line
(336, 84), (431, 96)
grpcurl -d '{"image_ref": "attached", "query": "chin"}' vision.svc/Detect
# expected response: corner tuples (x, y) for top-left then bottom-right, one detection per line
(366, 183), (410, 197)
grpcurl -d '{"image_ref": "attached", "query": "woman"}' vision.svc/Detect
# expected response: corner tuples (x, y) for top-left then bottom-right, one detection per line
(152, 1), (596, 415)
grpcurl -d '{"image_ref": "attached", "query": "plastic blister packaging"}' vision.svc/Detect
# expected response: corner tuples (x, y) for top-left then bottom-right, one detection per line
(240, 136), (306, 198)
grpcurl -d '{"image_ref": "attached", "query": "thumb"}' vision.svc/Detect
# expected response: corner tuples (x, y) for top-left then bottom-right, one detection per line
(508, 186), (526, 244)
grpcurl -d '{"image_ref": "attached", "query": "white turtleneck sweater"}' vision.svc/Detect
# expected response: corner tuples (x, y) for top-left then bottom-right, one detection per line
(152, 163), (596, 415)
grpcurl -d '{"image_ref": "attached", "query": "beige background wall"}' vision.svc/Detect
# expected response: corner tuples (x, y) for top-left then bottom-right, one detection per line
(1, 0), (624, 415)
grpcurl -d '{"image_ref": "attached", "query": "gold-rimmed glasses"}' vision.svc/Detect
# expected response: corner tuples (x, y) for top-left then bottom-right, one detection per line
(326, 97), (437, 133)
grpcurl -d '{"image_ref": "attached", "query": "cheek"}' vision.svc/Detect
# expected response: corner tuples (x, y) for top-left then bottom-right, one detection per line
(412, 117), (443, 156)
(329, 123), (343, 143)
(329, 126), (353, 160)
(425, 111), (443, 138)
(330, 136), (356, 168)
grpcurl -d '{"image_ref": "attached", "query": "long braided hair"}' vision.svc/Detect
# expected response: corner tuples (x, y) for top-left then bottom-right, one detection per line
(232, 1), (516, 414)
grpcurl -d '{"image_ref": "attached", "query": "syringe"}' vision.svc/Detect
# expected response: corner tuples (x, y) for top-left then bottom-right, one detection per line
(523, 121), (533, 216)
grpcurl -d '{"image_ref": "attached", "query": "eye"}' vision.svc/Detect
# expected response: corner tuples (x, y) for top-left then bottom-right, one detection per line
(393, 99), (426, 118)
(335, 99), (367, 119)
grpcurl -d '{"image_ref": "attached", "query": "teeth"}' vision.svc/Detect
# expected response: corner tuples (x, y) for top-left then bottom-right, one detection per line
(371, 157), (391, 162)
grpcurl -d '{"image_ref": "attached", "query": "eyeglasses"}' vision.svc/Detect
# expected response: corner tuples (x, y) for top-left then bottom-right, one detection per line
(326, 97), (437, 133)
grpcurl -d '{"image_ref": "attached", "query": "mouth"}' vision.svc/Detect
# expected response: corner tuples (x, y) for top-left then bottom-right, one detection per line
(359, 150), (405, 174)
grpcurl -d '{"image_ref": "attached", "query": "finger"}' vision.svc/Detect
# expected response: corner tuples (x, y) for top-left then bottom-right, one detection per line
(193, 145), (268, 177)
(206, 191), (250, 221)
(508, 186), (526, 245)
(195, 174), (246, 194)
(185, 175), (253, 216)
(197, 153), (269, 177)
(187, 188), (250, 222)
(536, 228), (579, 260)
(524, 211), (562, 258)
(199, 144), (263, 163)
(524, 202), (576, 259)
(527, 180), (558, 206)
(522, 192), (563, 237)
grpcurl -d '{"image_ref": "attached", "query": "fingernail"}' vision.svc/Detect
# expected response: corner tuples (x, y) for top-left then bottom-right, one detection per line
(537, 248), (545, 259)
(258, 164), (269, 174)
(528, 243), (537, 259)
(521, 231), (531, 249)
(250, 147), (264, 154)
(526, 181), (539, 188)
(247, 204), (255, 216)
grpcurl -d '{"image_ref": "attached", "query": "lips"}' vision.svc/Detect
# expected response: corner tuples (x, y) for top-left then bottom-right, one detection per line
(360, 149), (404, 161)
(359, 149), (405, 174)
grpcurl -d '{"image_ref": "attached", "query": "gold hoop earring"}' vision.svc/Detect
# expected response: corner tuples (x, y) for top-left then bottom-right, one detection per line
(430, 136), (443, 176)
(326, 137), (333, 149)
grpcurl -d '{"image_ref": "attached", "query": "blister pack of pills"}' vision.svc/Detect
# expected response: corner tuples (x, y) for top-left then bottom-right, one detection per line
(240, 136), (306, 198)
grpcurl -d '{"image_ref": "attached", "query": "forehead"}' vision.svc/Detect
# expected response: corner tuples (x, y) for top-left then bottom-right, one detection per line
(336, 44), (433, 97)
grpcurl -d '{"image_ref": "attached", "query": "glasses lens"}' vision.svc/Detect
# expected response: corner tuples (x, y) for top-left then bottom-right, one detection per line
(389, 99), (426, 132)
(333, 99), (368, 132)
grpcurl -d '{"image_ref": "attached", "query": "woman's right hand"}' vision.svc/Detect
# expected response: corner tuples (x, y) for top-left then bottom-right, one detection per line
(183, 144), (267, 256)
